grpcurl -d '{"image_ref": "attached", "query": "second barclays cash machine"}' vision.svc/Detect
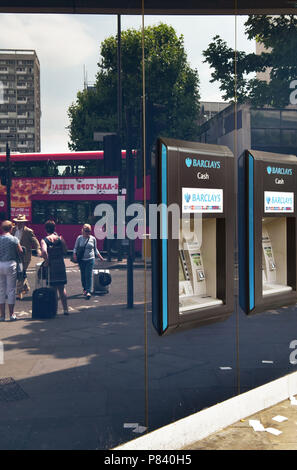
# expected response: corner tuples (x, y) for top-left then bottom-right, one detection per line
(152, 138), (235, 335)
(238, 150), (297, 315)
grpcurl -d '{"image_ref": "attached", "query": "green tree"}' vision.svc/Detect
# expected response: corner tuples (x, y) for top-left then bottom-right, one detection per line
(203, 15), (297, 107)
(67, 23), (200, 151)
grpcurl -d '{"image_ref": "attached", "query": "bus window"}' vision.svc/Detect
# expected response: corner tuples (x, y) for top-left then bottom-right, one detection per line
(73, 160), (98, 176)
(63, 166), (72, 176)
(12, 161), (55, 178)
(31, 165), (45, 178)
(54, 161), (73, 176)
(12, 162), (28, 177)
(56, 203), (75, 224)
(32, 201), (55, 224)
(33, 200), (118, 226)
(77, 202), (89, 225)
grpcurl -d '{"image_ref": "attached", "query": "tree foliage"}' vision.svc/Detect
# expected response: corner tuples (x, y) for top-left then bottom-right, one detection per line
(203, 15), (297, 107)
(68, 23), (200, 151)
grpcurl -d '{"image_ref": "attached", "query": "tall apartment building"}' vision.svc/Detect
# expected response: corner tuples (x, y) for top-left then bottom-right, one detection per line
(0, 49), (41, 153)
(256, 41), (272, 83)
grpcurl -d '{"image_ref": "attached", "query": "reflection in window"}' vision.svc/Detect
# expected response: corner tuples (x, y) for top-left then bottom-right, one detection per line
(32, 200), (117, 226)
(251, 128), (281, 147)
(251, 109), (281, 129)
(281, 130), (297, 147)
(251, 129), (266, 146)
(11, 159), (102, 178)
(281, 111), (297, 129)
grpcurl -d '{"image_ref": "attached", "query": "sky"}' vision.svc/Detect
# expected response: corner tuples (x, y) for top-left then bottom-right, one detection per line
(0, 13), (255, 153)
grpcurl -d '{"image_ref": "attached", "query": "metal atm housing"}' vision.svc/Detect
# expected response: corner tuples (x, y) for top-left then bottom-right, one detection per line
(152, 138), (235, 335)
(238, 150), (297, 315)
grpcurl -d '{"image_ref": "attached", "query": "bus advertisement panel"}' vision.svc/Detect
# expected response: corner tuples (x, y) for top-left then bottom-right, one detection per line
(0, 177), (119, 221)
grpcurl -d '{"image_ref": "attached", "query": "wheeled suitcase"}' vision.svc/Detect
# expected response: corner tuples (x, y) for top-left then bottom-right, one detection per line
(32, 287), (57, 319)
(35, 261), (47, 289)
(93, 269), (111, 295)
(32, 264), (57, 319)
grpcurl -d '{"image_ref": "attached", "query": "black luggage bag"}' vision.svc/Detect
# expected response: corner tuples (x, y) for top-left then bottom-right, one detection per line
(32, 287), (57, 319)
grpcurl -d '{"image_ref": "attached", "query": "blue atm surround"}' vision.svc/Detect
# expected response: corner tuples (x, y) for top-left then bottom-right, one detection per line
(238, 149), (297, 315)
(152, 138), (235, 335)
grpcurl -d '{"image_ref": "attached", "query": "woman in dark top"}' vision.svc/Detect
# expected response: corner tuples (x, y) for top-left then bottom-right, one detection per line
(40, 220), (68, 315)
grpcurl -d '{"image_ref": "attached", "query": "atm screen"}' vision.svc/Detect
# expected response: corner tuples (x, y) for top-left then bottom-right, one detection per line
(179, 256), (186, 281)
(264, 246), (273, 258)
(191, 253), (202, 267)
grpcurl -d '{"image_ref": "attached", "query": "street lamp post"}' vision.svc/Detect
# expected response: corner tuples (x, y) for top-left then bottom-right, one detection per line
(6, 141), (11, 220)
(125, 106), (134, 309)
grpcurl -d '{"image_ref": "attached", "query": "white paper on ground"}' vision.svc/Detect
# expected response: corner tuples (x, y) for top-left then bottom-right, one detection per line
(272, 415), (288, 423)
(219, 367), (232, 370)
(262, 360), (274, 364)
(265, 427), (282, 436)
(133, 426), (147, 434)
(249, 420), (265, 432)
(290, 396), (297, 405)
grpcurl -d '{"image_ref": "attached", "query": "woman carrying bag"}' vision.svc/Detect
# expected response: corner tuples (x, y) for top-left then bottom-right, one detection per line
(72, 224), (105, 299)
(40, 220), (69, 315)
(0, 220), (23, 321)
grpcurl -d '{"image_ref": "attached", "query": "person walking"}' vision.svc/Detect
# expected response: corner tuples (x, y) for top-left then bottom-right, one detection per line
(72, 224), (105, 299)
(12, 214), (41, 300)
(0, 220), (23, 322)
(40, 220), (69, 315)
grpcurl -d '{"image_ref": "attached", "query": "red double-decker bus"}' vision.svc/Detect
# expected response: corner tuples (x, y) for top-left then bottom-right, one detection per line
(0, 150), (149, 252)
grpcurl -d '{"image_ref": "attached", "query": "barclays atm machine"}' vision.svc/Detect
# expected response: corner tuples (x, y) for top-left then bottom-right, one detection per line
(238, 150), (297, 315)
(152, 138), (235, 335)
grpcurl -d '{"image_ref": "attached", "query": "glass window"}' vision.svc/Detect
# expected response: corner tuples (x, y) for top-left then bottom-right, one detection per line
(32, 200), (115, 226)
(281, 111), (297, 129)
(12, 161), (56, 178)
(251, 128), (266, 146)
(281, 129), (297, 147)
(266, 128), (281, 146)
(251, 109), (281, 129)
(53, 159), (99, 177)
(251, 128), (281, 147)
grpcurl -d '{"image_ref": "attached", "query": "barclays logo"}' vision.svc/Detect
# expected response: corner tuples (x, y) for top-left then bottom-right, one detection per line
(267, 166), (292, 176)
(185, 157), (220, 169)
(184, 193), (191, 203)
(266, 196), (271, 204)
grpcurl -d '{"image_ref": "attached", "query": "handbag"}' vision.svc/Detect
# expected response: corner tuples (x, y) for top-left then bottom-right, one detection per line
(76, 237), (90, 263)
(16, 260), (25, 281)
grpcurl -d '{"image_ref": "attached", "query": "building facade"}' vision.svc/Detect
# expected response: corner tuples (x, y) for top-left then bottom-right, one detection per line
(198, 101), (231, 125)
(198, 103), (297, 159)
(0, 49), (41, 153)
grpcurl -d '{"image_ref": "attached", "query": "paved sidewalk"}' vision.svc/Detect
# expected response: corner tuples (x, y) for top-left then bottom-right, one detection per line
(0, 300), (149, 449)
(27, 255), (150, 272)
(184, 398), (297, 450)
